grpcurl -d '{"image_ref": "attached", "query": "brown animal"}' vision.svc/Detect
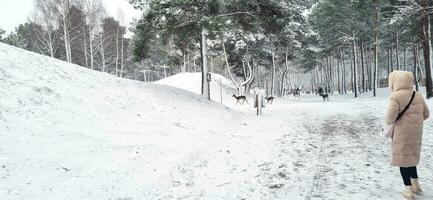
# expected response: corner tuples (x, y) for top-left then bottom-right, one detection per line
(292, 88), (301, 99)
(265, 96), (274, 104)
(232, 94), (249, 105)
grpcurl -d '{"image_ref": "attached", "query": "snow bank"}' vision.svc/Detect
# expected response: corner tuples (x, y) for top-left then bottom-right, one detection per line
(156, 72), (238, 102)
(0, 42), (243, 199)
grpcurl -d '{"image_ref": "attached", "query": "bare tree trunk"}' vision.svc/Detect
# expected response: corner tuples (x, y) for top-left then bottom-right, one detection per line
(360, 41), (365, 92)
(352, 38), (358, 98)
(414, 42), (420, 91)
(373, 35), (379, 97)
(421, 12), (433, 98)
(193, 58), (197, 73)
(350, 50), (354, 94)
(403, 46), (407, 71)
(387, 46), (391, 81)
(100, 35), (106, 72)
(89, 37), (94, 70)
(271, 51), (276, 97)
(222, 39), (240, 94)
(62, 12), (72, 63)
(337, 49), (341, 94)
(201, 28), (210, 100)
(390, 41), (394, 72)
(396, 32), (400, 70)
(341, 49), (347, 94)
(210, 56), (214, 74)
(187, 53), (190, 72)
(328, 55), (333, 93)
(163, 66), (167, 78)
(182, 53), (186, 72)
(83, 25), (88, 68)
(325, 56), (330, 93)
(257, 64), (261, 89)
(280, 51), (289, 96)
(115, 24), (120, 76)
(242, 61), (247, 81)
(367, 46), (372, 91)
(120, 36), (124, 78)
(143, 70), (147, 83)
(311, 72), (314, 92)
(417, 46), (423, 90)
(48, 33), (54, 57)
(246, 60), (255, 94)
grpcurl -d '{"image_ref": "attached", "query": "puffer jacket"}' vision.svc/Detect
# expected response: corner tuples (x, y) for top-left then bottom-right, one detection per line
(385, 70), (430, 167)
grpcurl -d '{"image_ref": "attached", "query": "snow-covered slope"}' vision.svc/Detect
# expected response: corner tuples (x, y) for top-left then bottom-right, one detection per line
(3, 42), (433, 200)
(156, 72), (238, 102)
(0, 43), (246, 199)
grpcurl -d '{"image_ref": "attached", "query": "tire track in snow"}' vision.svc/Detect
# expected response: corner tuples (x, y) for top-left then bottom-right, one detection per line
(304, 116), (341, 200)
(303, 112), (386, 200)
(304, 120), (327, 200)
(304, 114), (353, 200)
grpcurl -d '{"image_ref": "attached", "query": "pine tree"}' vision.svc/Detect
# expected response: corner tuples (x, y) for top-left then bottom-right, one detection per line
(0, 28), (5, 42)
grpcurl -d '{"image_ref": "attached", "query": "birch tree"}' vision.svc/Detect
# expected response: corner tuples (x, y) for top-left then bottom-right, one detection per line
(32, 0), (59, 58)
(50, 0), (76, 63)
(80, 0), (105, 69)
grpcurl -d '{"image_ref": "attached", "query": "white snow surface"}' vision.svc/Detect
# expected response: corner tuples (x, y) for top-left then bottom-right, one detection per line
(1, 42), (433, 200)
(156, 72), (237, 101)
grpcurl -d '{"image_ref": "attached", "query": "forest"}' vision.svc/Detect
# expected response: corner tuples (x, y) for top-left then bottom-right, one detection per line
(1, 0), (433, 99)
(3, 1), (433, 199)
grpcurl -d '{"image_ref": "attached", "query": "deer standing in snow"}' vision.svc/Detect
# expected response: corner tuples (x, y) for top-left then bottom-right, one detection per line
(265, 96), (274, 104)
(232, 94), (249, 105)
(320, 93), (329, 101)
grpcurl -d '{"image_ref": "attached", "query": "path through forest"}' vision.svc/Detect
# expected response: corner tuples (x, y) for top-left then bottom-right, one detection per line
(231, 95), (433, 200)
(3, 42), (433, 200)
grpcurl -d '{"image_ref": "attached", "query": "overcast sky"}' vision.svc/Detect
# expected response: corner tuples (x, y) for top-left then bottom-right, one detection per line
(0, 0), (142, 34)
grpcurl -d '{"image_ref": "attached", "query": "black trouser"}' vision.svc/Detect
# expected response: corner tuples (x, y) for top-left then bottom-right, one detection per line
(400, 167), (418, 186)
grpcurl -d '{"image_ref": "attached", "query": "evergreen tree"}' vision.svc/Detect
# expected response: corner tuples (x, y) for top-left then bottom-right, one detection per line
(129, 0), (312, 97)
(0, 28), (5, 42)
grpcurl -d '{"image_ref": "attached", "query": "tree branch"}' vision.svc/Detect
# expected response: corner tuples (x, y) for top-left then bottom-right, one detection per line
(217, 12), (255, 17)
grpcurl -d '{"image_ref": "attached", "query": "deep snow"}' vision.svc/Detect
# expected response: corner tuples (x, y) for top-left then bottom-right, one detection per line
(156, 72), (238, 104)
(1, 42), (433, 200)
(0, 43), (243, 199)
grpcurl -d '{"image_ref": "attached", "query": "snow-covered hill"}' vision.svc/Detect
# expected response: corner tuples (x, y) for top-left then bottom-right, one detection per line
(156, 72), (238, 103)
(2, 42), (433, 200)
(0, 43), (251, 199)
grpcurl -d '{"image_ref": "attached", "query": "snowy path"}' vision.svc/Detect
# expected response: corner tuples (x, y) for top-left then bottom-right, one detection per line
(154, 72), (433, 199)
(234, 96), (433, 200)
